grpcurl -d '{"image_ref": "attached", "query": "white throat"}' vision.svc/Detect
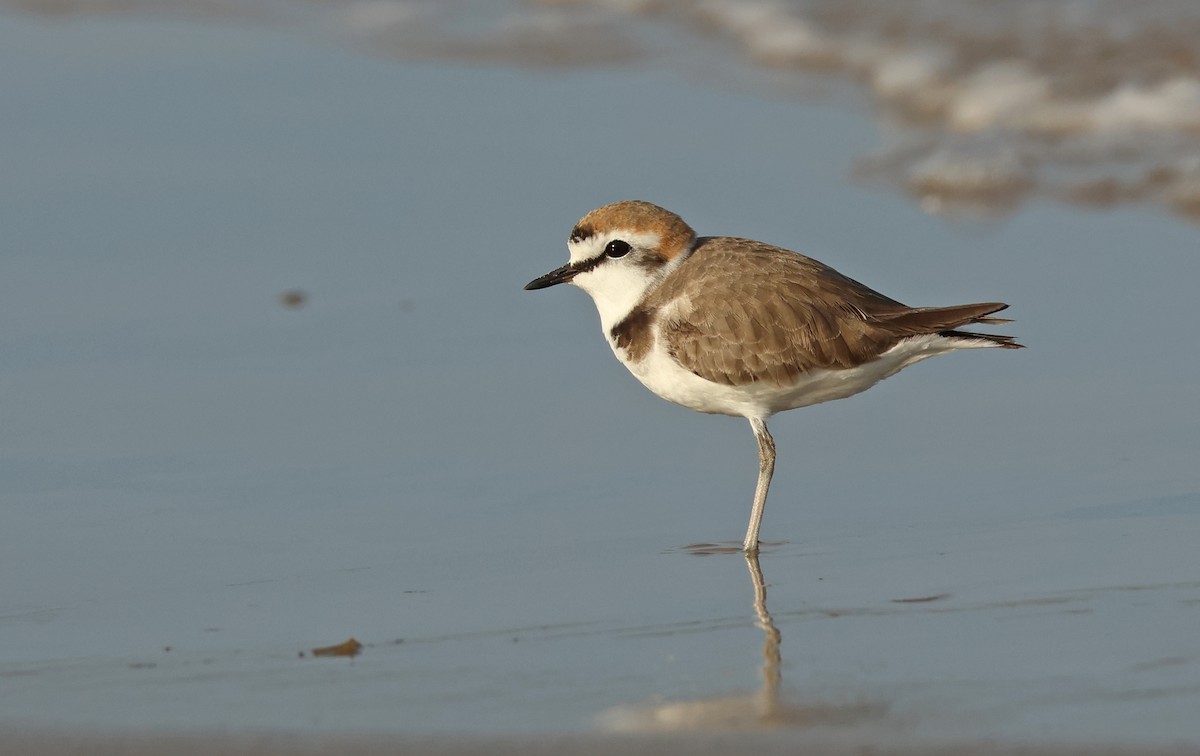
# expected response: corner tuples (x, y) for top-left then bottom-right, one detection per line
(567, 233), (690, 335)
(574, 266), (652, 334)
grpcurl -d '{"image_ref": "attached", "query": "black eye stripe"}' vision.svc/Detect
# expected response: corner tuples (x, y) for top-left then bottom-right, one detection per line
(565, 238), (632, 276)
(569, 254), (605, 276)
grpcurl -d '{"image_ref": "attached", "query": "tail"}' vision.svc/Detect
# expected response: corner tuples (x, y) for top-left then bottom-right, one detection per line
(877, 302), (1024, 349)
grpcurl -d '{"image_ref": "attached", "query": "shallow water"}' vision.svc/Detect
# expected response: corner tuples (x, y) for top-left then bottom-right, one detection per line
(1, 2), (1198, 744)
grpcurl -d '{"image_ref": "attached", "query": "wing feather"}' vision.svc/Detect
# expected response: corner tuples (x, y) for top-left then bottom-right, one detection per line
(650, 237), (1012, 387)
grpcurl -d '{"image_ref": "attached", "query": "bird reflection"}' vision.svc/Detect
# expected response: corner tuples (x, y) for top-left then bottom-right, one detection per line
(747, 553), (783, 724)
(599, 553), (883, 732)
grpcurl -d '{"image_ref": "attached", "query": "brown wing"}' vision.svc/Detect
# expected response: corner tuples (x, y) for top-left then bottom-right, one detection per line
(652, 237), (1012, 387)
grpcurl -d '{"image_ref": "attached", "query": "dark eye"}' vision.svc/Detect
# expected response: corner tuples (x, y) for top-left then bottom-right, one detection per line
(605, 240), (631, 258)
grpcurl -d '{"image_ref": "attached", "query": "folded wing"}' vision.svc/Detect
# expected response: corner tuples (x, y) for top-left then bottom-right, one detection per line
(653, 238), (1018, 388)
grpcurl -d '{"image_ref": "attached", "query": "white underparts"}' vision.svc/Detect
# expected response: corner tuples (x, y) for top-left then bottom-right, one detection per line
(611, 331), (996, 419)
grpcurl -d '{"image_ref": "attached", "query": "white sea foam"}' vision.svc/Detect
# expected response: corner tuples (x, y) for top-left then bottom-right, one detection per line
(1092, 78), (1200, 133)
(870, 49), (951, 101)
(9, 0), (1200, 219)
(905, 143), (1032, 217)
(343, 0), (420, 34)
(948, 62), (1051, 133)
(695, 0), (834, 66)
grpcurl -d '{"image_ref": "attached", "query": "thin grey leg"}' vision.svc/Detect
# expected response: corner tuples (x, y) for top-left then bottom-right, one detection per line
(743, 417), (775, 553)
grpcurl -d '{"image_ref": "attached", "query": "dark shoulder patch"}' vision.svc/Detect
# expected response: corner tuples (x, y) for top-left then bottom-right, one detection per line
(634, 251), (668, 273)
(609, 306), (654, 362)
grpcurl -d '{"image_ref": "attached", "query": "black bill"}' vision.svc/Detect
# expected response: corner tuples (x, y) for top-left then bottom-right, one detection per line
(524, 263), (578, 290)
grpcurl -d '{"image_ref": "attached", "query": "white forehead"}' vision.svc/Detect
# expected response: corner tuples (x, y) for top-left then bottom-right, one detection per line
(567, 229), (663, 264)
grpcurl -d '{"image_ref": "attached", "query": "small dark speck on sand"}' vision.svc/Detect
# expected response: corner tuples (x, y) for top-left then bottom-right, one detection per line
(279, 290), (308, 309)
(892, 594), (951, 604)
(311, 638), (363, 658)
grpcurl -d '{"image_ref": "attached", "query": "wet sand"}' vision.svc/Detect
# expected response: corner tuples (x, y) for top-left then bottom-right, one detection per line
(5, 730), (1199, 756)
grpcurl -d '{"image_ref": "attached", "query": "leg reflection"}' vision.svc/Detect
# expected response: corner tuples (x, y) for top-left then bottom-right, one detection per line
(598, 553), (886, 731)
(746, 551), (782, 722)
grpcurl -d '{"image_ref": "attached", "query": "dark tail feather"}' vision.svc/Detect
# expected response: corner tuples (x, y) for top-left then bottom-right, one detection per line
(878, 302), (1024, 348)
(939, 329), (1024, 348)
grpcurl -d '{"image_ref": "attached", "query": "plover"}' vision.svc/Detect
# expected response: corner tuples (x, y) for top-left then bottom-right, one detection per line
(525, 200), (1021, 552)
